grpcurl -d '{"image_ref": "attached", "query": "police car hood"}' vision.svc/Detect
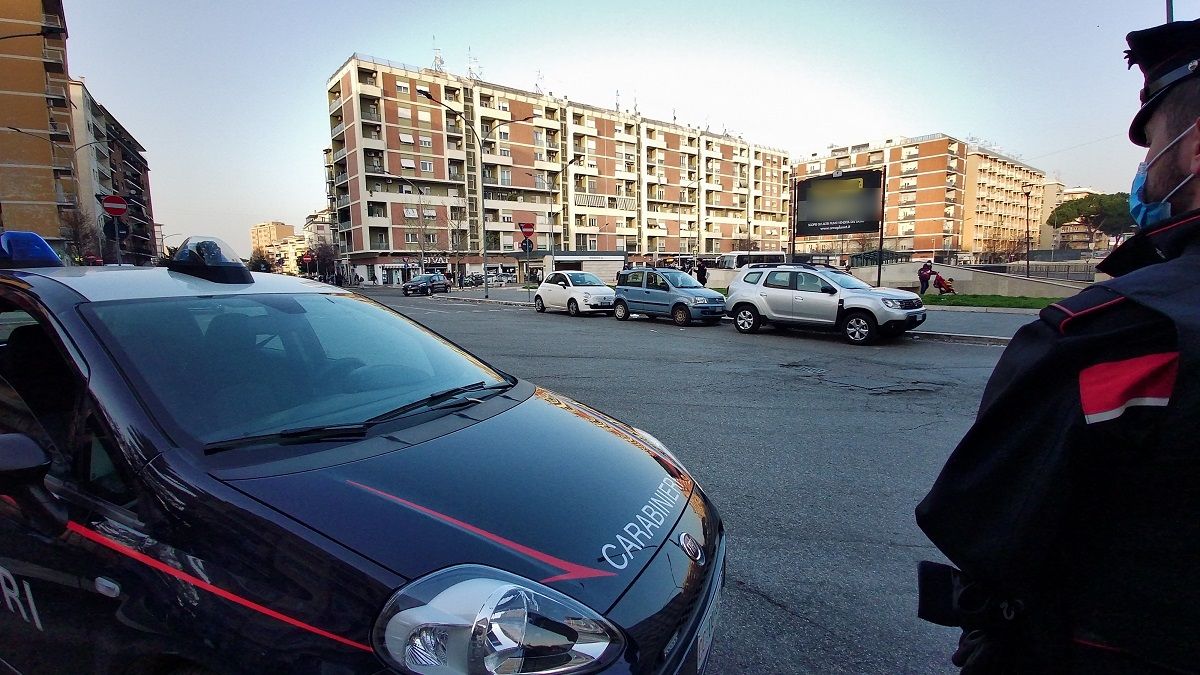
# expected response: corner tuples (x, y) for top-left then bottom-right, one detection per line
(223, 387), (695, 611)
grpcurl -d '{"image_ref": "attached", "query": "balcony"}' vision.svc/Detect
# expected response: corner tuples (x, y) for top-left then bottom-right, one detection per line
(644, 136), (666, 149)
(42, 49), (64, 70)
(330, 122), (346, 138)
(42, 13), (63, 28)
(614, 130), (637, 143)
(364, 163), (387, 175)
(446, 122), (464, 136)
(329, 97), (343, 114)
(333, 147), (348, 162)
(358, 81), (382, 98)
(336, 195), (351, 208)
(361, 110), (382, 123)
(334, 172), (348, 185)
(44, 85), (67, 105)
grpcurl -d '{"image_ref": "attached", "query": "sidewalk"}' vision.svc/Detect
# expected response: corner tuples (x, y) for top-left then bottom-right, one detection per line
(355, 285), (1031, 344)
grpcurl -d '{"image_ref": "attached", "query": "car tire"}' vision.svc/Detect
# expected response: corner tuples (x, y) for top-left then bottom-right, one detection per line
(672, 305), (691, 327)
(614, 301), (630, 321)
(841, 311), (877, 345)
(403, 289), (410, 297)
(567, 299), (580, 317)
(534, 296), (546, 313)
(734, 305), (761, 334)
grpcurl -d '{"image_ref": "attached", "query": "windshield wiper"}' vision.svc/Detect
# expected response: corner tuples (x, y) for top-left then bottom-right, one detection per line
(365, 380), (513, 424)
(204, 423), (371, 454)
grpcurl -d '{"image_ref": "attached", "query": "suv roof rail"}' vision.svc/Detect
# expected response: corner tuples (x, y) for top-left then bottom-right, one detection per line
(747, 262), (825, 271)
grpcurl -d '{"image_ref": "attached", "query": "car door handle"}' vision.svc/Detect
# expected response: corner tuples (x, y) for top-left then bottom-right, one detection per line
(759, 292), (767, 297)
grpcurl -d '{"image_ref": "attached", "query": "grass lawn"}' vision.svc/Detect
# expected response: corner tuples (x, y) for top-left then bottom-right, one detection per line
(920, 294), (1063, 309)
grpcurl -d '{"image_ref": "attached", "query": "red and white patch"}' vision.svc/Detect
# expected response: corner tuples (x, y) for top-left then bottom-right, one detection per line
(1079, 352), (1178, 424)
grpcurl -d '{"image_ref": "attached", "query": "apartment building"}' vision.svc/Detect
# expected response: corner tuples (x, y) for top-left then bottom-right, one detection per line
(1053, 186), (1105, 251)
(963, 146), (1046, 264)
(302, 208), (334, 247)
(796, 134), (1048, 264)
(68, 79), (156, 263)
(250, 220), (295, 253)
(325, 54), (790, 283)
(795, 134), (968, 262)
(1, 0), (72, 249)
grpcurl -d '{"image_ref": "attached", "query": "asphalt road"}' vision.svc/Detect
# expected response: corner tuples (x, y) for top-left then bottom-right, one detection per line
(368, 291), (1003, 674)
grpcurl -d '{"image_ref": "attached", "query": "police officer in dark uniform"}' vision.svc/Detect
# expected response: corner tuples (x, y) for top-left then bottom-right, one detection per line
(916, 18), (1200, 674)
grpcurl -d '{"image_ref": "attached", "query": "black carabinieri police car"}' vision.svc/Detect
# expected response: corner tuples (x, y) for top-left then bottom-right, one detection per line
(0, 233), (724, 675)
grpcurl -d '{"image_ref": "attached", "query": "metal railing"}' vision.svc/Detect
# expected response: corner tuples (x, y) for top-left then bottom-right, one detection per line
(361, 111), (381, 122)
(328, 98), (343, 113)
(336, 195), (350, 207)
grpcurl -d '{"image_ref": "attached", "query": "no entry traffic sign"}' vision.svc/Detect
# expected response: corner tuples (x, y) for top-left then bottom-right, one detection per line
(517, 222), (535, 238)
(100, 195), (128, 217)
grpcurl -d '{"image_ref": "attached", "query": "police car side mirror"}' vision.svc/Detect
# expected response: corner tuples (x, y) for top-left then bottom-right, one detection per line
(0, 433), (50, 491)
(0, 433), (66, 535)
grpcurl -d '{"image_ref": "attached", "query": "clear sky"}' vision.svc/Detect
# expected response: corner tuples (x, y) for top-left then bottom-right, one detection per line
(61, 0), (1198, 255)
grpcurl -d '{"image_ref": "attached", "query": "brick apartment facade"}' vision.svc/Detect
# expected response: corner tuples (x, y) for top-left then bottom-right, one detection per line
(325, 54), (790, 283)
(795, 134), (1048, 265)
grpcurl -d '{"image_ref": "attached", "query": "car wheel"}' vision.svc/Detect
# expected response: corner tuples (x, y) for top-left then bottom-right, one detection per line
(614, 301), (630, 321)
(534, 296), (546, 313)
(734, 305), (761, 333)
(403, 289), (410, 296)
(567, 299), (580, 316)
(672, 305), (691, 327)
(841, 311), (877, 345)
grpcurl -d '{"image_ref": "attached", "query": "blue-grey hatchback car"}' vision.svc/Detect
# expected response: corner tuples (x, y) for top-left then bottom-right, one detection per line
(613, 268), (727, 326)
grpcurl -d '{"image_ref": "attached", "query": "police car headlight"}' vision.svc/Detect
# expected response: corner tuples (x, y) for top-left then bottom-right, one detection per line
(881, 298), (900, 309)
(373, 565), (623, 674)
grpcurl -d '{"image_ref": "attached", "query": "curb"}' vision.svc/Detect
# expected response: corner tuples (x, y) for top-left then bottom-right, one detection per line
(924, 306), (1042, 315)
(433, 295), (534, 308)
(909, 331), (1011, 346)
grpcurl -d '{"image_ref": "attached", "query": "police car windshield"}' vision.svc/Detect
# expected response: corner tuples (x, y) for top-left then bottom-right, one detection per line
(828, 271), (873, 290)
(566, 272), (605, 286)
(660, 271), (703, 288)
(80, 294), (508, 447)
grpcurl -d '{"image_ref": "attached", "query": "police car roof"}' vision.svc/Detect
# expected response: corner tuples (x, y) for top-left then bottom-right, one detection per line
(11, 266), (350, 303)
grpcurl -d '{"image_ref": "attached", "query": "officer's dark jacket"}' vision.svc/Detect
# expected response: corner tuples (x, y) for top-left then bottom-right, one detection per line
(917, 208), (1200, 671)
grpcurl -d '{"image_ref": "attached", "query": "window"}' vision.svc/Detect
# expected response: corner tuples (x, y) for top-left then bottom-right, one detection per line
(499, 131), (509, 140)
(499, 148), (511, 157)
(397, 83), (410, 94)
(497, 100), (509, 111)
(417, 110), (432, 123)
(646, 273), (669, 291)
(764, 271), (792, 289)
(419, 136), (432, 148)
(425, 233), (437, 244)
(500, 168), (511, 185)
(743, 271), (763, 284)
(403, 208), (418, 218)
(405, 233), (418, 243)
(501, 213), (514, 223)
(588, 216), (597, 227)
(400, 133), (415, 144)
(625, 270), (645, 287)
(420, 161), (433, 172)
(367, 202), (387, 217)
(398, 108), (412, 120)
(796, 272), (824, 293)
(416, 85), (429, 96)
(423, 208), (437, 219)
(401, 158), (417, 169)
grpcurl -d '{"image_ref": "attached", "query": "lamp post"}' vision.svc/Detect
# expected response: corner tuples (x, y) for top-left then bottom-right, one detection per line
(1021, 182), (1037, 278)
(525, 154), (583, 278)
(0, 26), (65, 41)
(419, 90), (532, 298)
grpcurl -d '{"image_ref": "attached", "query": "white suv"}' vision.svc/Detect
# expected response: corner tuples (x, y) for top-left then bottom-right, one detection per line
(724, 265), (926, 344)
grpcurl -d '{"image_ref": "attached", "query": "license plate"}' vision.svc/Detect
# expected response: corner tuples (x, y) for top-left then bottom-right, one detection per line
(596, 300), (613, 306)
(695, 572), (723, 670)
(915, 312), (925, 320)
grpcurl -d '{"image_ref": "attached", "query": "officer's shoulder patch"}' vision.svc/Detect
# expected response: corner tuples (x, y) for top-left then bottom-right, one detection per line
(1040, 286), (1128, 335)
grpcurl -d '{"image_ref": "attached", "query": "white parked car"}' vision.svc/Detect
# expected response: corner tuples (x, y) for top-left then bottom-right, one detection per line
(534, 271), (616, 316)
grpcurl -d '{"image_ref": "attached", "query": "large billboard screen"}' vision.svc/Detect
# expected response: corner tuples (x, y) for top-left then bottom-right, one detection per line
(793, 169), (884, 236)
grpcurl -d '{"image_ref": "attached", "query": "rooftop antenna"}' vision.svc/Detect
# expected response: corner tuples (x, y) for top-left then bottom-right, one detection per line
(672, 108), (677, 124)
(633, 94), (639, 116)
(535, 70), (544, 94)
(615, 89), (620, 111)
(467, 48), (482, 81)
(432, 39), (445, 72)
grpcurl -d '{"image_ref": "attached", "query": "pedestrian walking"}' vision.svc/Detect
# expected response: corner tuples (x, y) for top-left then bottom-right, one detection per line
(696, 260), (708, 286)
(918, 262), (933, 294)
(916, 19), (1200, 673)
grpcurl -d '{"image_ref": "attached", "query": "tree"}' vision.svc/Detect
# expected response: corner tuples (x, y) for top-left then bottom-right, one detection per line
(59, 208), (100, 264)
(247, 247), (274, 273)
(851, 232), (874, 253)
(1047, 193), (1134, 249)
(315, 242), (336, 278)
(443, 198), (469, 282)
(733, 236), (759, 251)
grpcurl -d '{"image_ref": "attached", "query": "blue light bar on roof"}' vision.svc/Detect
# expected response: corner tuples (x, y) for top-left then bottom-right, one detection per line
(0, 231), (64, 269)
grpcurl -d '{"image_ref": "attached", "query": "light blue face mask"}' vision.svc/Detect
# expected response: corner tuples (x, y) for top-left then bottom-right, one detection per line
(1129, 124), (1197, 229)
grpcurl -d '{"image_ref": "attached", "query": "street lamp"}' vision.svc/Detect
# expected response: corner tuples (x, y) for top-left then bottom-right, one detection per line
(525, 154), (583, 277)
(419, 89), (533, 298)
(1021, 182), (1038, 279)
(0, 26), (65, 41)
